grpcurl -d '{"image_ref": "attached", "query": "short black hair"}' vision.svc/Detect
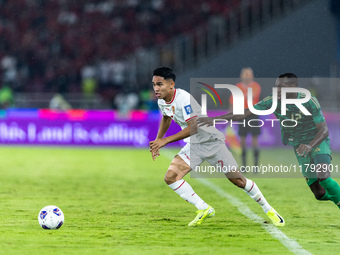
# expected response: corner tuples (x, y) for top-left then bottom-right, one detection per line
(153, 67), (176, 82)
(278, 73), (298, 86)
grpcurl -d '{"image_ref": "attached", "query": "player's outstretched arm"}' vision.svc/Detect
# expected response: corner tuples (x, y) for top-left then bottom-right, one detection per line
(197, 108), (254, 127)
(149, 115), (172, 161)
(149, 119), (197, 161)
(296, 121), (329, 157)
(161, 118), (198, 144)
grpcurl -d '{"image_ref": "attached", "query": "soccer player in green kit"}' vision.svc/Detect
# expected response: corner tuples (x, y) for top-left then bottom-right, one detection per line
(197, 73), (340, 210)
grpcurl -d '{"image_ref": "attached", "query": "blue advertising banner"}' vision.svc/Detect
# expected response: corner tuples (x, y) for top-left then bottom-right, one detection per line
(0, 109), (338, 150)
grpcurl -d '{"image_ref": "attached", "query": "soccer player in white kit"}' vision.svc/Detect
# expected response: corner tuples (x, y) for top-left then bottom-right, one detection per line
(149, 67), (284, 227)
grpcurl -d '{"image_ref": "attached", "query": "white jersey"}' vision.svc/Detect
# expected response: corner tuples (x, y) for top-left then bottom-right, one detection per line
(157, 88), (225, 143)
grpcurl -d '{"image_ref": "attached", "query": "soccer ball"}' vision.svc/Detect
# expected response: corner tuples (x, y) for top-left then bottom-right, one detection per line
(38, 205), (64, 230)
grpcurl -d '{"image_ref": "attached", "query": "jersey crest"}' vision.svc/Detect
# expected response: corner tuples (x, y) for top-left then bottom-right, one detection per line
(184, 105), (193, 115)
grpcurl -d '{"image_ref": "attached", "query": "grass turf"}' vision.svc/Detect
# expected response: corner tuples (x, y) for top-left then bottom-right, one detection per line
(0, 146), (339, 254)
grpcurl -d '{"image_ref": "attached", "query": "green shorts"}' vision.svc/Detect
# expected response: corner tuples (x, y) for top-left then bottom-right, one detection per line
(294, 138), (332, 186)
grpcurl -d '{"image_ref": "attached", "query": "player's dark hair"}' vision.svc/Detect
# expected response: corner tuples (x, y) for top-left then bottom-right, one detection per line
(278, 73), (298, 86)
(153, 67), (176, 82)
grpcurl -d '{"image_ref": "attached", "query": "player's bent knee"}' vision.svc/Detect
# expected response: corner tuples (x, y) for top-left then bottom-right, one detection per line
(164, 170), (178, 185)
(314, 194), (325, 200)
(314, 191), (326, 200)
(311, 187), (326, 200)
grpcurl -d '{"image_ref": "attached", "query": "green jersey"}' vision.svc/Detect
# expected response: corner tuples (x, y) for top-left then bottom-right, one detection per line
(253, 93), (326, 146)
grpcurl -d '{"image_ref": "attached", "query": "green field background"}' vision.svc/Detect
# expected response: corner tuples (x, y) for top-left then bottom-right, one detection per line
(0, 146), (339, 255)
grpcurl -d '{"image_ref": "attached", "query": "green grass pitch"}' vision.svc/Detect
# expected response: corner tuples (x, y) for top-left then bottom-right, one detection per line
(0, 146), (340, 254)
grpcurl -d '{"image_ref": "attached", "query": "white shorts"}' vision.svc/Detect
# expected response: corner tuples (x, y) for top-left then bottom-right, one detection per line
(177, 140), (238, 172)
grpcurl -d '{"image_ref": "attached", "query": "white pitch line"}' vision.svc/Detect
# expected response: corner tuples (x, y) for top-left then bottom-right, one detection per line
(162, 150), (312, 255)
(198, 178), (312, 255)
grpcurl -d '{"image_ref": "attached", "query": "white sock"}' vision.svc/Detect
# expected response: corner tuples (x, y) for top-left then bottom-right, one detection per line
(168, 180), (209, 210)
(243, 178), (272, 213)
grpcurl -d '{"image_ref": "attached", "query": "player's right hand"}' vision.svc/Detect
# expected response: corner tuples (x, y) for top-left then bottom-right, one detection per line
(296, 144), (312, 157)
(150, 139), (165, 161)
(151, 149), (160, 161)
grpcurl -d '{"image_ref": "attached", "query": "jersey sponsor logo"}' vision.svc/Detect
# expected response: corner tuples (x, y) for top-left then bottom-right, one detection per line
(184, 105), (193, 115)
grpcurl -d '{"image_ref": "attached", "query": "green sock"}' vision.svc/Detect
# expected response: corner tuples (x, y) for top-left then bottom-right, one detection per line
(319, 178), (340, 208)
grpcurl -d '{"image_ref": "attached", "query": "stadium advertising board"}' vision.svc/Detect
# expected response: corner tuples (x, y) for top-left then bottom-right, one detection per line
(0, 109), (338, 150)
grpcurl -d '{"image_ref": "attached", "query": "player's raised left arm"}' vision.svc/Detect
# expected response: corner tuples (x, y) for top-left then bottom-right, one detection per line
(296, 121), (329, 157)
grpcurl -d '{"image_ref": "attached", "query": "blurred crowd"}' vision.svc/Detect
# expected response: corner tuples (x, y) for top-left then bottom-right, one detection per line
(0, 0), (243, 109)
